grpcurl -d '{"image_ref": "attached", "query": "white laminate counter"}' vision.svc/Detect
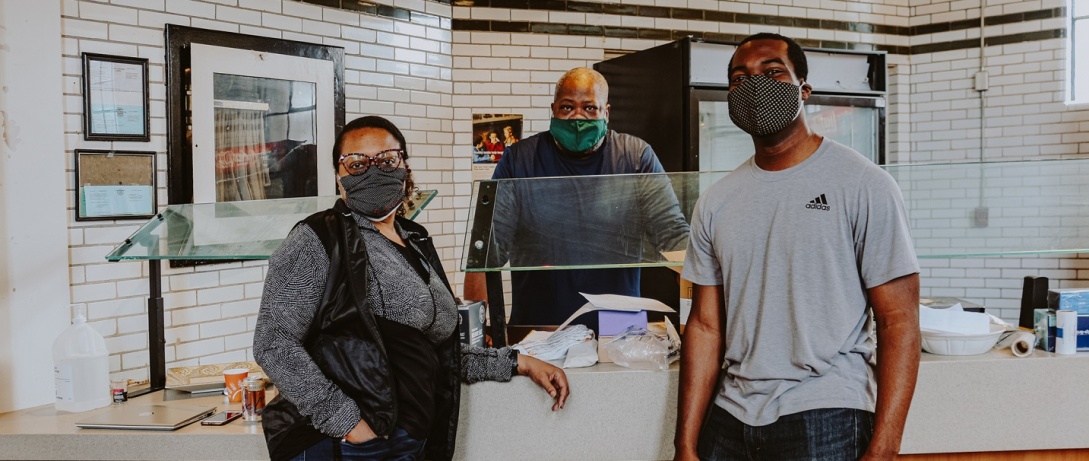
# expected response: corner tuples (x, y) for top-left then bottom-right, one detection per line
(2, 350), (1087, 460)
(0, 390), (267, 460)
(902, 348), (1089, 454)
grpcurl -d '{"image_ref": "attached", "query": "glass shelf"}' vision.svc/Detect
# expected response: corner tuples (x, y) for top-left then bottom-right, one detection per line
(463, 158), (1089, 272)
(887, 158), (1089, 258)
(106, 191), (437, 261)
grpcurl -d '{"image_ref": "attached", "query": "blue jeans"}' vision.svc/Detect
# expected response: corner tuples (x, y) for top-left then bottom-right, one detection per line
(697, 405), (874, 461)
(290, 428), (426, 461)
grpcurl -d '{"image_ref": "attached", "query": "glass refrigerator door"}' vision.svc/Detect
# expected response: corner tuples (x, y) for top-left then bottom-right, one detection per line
(697, 98), (752, 172)
(693, 90), (885, 174)
(806, 95), (884, 164)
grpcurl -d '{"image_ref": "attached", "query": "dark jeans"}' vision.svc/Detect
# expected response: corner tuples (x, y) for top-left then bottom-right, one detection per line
(290, 428), (426, 461)
(697, 405), (874, 461)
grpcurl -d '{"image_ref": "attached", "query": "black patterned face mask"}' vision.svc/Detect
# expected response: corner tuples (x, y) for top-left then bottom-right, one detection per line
(727, 75), (803, 137)
(340, 167), (407, 220)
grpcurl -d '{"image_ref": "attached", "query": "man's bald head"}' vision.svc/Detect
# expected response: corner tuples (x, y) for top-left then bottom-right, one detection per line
(554, 67), (609, 103)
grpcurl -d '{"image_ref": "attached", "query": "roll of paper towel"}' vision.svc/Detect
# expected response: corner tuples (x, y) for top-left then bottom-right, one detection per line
(995, 330), (1036, 357)
(1056, 309), (1078, 355)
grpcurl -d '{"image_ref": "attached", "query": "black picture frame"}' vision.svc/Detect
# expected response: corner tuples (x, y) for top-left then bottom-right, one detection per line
(165, 25), (345, 267)
(82, 53), (151, 141)
(165, 24), (345, 207)
(74, 149), (157, 221)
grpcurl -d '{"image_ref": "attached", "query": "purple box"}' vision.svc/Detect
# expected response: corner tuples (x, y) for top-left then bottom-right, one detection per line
(598, 310), (648, 336)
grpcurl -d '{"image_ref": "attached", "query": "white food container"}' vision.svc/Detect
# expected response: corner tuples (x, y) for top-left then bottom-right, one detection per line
(921, 324), (1005, 356)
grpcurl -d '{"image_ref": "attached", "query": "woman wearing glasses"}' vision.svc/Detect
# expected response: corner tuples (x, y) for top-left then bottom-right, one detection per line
(254, 116), (569, 461)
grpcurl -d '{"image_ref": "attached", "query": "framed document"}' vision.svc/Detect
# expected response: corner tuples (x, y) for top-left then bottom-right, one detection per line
(82, 53), (150, 141)
(75, 150), (157, 221)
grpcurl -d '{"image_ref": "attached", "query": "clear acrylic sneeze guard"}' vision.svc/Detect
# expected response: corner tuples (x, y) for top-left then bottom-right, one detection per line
(462, 160), (1089, 273)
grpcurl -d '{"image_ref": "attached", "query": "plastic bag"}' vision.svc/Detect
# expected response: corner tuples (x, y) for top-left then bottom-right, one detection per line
(601, 325), (680, 370)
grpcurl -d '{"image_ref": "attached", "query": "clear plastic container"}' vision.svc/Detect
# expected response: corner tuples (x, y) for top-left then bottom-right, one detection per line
(53, 304), (111, 413)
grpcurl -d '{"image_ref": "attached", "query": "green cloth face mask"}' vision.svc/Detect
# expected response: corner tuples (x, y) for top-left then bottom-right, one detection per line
(549, 118), (607, 154)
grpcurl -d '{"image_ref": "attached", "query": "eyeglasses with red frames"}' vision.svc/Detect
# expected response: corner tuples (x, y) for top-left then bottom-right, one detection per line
(339, 149), (405, 175)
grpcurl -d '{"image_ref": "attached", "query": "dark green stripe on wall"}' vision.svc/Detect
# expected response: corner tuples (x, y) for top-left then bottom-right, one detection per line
(453, 16), (1067, 56)
(292, 0), (1066, 56)
(299, 0), (452, 28)
(450, 1), (1064, 39)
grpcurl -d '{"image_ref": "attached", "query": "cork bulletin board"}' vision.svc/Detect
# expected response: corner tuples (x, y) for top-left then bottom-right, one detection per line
(75, 149), (157, 221)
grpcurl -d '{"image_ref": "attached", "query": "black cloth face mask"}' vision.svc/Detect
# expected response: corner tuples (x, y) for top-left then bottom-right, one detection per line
(727, 75), (804, 137)
(340, 167), (407, 220)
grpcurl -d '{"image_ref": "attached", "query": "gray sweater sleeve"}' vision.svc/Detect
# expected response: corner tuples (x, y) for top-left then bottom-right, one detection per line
(252, 224), (361, 438)
(460, 344), (517, 384)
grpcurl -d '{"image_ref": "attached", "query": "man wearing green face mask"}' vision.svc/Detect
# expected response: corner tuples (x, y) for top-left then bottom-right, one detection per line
(463, 67), (690, 331)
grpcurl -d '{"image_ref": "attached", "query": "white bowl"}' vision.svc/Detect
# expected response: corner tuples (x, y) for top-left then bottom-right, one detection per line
(920, 324), (1005, 356)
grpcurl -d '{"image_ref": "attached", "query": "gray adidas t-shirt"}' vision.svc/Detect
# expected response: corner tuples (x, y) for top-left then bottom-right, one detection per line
(682, 138), (919, 426)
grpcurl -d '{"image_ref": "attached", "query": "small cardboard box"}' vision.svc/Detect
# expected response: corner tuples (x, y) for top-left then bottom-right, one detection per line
(1033, 308), (1089, 352)
(598, 310), (648, 336)
(458, 301), (486, 348)
(662, 250), (692, 333)
(1047, 288), (1089, 315)
(679, 277), (693, 333)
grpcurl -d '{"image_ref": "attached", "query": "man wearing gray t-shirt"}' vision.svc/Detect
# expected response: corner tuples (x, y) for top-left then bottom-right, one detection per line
(674, 33), (921, 461)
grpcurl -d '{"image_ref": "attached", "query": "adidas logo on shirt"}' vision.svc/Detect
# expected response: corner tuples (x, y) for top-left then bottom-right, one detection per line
(805, 194), (830, 211)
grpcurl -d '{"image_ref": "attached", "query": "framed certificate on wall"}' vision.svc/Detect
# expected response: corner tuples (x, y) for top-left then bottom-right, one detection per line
(82, 53), (150, 141)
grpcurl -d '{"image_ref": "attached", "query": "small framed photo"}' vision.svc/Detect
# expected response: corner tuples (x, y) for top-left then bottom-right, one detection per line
(82, 53), (150, 141)
(75, 149), (157, 221)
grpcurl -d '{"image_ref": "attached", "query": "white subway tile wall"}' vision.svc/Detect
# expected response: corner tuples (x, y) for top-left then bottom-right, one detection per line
(63, 0), (456, 382)
(62, 0), (1087, 379)
(904, 0), (1089, 317)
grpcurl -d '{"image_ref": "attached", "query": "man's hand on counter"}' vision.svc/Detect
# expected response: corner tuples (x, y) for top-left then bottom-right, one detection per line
(516, 354), (569, 411)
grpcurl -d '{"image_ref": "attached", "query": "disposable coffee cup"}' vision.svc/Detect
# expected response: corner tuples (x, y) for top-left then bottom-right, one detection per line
(223, 368), (249, 403)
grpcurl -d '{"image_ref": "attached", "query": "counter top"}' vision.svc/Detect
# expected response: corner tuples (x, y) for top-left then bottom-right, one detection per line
(0, 390), (267, 460)
(2, 350), (1087, 460)
(904, 348), (1089, 454)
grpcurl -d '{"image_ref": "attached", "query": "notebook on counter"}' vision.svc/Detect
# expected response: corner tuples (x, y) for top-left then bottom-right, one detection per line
(75, 404), (216, 431)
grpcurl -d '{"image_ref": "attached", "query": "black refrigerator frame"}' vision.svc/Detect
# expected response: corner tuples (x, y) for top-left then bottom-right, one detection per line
(596, 37), (889, 174)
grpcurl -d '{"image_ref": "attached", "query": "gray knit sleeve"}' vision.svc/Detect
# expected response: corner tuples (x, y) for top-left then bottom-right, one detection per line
(253, 224), (361, 438)
(460, 344), (517, 384)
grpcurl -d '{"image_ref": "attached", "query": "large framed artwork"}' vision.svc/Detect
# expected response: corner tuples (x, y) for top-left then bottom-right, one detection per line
(165, 25), (345, 207)
(165, 25), (344, 265)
